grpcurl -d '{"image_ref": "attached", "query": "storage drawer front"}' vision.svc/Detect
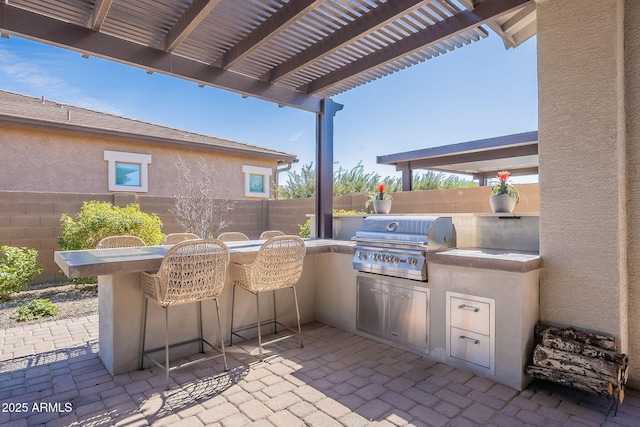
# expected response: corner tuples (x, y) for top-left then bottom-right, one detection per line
(449, 296), (490, 335)
(449, 327), (490, 368)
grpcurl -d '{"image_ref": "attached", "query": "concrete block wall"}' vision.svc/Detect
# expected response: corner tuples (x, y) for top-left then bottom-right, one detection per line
(268, 198), (315, 236)
(0, 192), (112, 283)
(0, 184), (539, 284)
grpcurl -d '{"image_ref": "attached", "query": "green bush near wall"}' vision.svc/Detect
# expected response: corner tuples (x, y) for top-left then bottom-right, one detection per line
(58, 201), (164, 250)
(0, 246), (42, 300)
(298, 209), (365, 238)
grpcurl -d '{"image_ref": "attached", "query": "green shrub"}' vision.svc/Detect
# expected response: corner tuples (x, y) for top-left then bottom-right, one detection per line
(298, 209), (366, 238)
(0, 246), (42, 300)
(299, 219), (311, 238)
(58, 201), (164, 250)
(15, 299), (59, 322)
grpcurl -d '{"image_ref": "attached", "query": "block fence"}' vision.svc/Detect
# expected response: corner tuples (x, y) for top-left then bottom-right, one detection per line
(0, 183), (539, 283)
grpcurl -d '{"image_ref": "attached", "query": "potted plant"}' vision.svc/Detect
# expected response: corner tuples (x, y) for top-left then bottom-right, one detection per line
(490, 170), (520, 213)
(366, 183), (393, 214)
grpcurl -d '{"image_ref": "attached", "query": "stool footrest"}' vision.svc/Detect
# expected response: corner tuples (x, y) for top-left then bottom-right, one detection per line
(231, 320), (298, 343)
(142, 337), (225, 372)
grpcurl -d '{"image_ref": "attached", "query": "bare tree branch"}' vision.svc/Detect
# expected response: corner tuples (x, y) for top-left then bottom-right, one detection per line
(169, 153), (235, 238)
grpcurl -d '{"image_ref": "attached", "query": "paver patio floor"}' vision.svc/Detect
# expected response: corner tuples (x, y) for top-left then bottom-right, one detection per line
(1, 315), (639, 426)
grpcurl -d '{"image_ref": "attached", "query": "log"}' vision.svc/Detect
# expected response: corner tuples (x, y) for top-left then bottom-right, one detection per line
(526, 365), (613, 398)
(541, 330), (628, 366)
(535, 324), (617, 351)
(533, 344), (621, 383)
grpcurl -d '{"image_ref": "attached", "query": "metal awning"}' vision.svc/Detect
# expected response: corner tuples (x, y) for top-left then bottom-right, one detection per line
(377, 130), (538, 189)
(0, 0), (535, 113)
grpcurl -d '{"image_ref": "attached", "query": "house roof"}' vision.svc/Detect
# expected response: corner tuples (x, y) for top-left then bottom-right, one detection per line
(0, 0), (536, 113)
(377, 130), (538, 179)
(0, 90), (297, 163)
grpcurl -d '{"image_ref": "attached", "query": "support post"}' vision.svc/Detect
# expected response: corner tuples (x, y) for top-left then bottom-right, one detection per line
(401, 167), (412, 191)
(316, 98), (343, 239)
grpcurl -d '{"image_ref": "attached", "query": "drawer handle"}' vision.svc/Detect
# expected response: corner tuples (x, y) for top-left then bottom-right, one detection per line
(369, 288), (387, 294)
(458, 335), (480, 344)
(458, 304), (479, 312)
(390, 292), (410, 299)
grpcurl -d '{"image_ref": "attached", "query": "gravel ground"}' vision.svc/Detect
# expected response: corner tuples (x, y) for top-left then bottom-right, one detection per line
(0, 282), (98, 330)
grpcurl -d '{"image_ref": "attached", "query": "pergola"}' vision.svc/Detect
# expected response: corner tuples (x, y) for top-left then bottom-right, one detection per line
(0, 0), (536, 237)
(378, 130), (538, 189)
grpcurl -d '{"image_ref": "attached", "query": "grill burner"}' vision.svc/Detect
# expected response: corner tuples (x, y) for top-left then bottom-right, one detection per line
(352, 216), (456, 281)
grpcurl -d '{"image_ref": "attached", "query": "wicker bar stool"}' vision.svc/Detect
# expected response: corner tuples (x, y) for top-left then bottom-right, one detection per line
(218, 232), (250, 242)
(162, 232), (200, 245)
(229, 235), (306, 361)
(259, 230), (285, 239)
(96, 235), (146, 249)
(140, 239), (230, 387)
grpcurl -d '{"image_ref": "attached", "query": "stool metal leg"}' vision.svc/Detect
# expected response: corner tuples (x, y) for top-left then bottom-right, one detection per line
(164, 305), (170, 388)
(215, 298), (228, 370)
(198, 301), (204, 353)
(140, 297), (149, 370)
(273, 290), (277, 334)
(256, 292), (263, 361)
(230, 285), (237, 346)
(293, 286), (303, 348)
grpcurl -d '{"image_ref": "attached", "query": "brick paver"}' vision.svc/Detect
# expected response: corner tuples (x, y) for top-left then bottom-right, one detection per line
(1, 315), (639, 426)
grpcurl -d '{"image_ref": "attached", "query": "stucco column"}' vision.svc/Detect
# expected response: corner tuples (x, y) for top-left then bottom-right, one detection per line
(537, 0), (640, 383)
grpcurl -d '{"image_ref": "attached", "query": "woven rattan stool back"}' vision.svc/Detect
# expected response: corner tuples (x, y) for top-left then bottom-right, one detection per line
(162, 232), (200, 245)
(141, 239), (229, 306)
(96, 235), (146, 249)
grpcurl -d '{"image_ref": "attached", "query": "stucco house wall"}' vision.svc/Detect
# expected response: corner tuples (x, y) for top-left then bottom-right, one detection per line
(0, 123), (276, 199)
(0, 90), (296, 199)
(538, 0), (640, 386)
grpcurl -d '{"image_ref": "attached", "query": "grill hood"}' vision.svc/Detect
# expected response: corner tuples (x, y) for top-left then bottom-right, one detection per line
(353, 216), (456, 250)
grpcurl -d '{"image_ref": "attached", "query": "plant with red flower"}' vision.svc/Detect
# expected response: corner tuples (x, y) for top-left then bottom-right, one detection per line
(491, 170), (520, 204)
(366, 182), (392, 208)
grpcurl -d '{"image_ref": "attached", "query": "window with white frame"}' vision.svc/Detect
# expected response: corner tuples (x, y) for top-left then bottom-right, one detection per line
(242, 165), (272, 198)
(104, 151), (152, 192)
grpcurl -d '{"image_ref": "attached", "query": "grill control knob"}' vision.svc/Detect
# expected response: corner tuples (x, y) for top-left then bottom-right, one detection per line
(408, 257), (418, 267)
(358, 252), (367, 261)
(390, 256), (400, 264)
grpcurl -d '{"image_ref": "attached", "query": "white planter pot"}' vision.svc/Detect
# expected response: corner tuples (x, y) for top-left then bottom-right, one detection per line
(373, 199), (392, 214)
(489, 194), (517, 213)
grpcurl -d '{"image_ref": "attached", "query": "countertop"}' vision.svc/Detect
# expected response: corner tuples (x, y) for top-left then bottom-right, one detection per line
(428, 248), (541, 273)
(54, 239), (356, 278)
(54, 239), (541, 279)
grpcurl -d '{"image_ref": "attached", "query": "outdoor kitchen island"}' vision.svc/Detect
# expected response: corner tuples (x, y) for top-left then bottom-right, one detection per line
(54, 231), (540, 391)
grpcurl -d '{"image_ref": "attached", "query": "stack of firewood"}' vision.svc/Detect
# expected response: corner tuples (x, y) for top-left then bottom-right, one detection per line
(526, 325), (628, 403)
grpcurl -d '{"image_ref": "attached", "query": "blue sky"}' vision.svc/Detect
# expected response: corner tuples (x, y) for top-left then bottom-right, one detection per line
(0, 32), (537, 180)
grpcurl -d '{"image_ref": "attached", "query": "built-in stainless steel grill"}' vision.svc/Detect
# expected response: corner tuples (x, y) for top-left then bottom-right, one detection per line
(352, 216), (456, 281)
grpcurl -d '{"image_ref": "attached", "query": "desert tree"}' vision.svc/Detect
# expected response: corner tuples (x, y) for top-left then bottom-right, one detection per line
(169, 153), (234, 238)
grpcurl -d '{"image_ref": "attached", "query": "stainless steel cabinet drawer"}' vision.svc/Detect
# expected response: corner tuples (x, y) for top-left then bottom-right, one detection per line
(449, 296), (490, 335)
(449, 327), (491, 368)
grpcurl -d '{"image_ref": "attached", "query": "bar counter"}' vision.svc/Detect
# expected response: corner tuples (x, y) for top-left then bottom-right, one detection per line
(54, 239), (541, 383)
(54, 239), (355, 375)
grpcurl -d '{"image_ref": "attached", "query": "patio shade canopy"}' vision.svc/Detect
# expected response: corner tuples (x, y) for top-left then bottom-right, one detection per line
(377, 130), (538, 190)
(0, 0), (536, 238)
(0, 0), (535, 113)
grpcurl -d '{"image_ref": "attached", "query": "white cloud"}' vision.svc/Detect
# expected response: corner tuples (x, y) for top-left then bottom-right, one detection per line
(0, 45), (122, 115)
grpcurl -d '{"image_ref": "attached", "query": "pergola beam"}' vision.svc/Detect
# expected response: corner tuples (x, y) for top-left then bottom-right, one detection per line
(0, 3), (323, 113)
(164, 0), (222, 52)
(268, 0), (426, 84)
(221, 0), (321, 69)
(402, 144), (538, 170)
(304, 0), (531, 94)
(89, 0), (114, 31)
